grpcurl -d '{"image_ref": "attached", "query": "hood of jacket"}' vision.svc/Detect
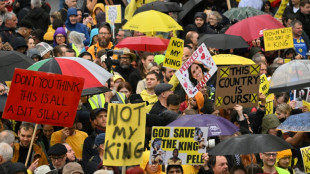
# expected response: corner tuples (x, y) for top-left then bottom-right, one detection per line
(89, 28), (98, 46)
(65, 8), (78, 26)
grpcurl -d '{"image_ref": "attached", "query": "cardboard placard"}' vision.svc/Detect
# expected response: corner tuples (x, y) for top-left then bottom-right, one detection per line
(215, 65), (260, 109)
(176, 43), (217, 98)
(2, 69), (84, 127)
(263, 27), (294, 51)
(259, 74), (269, 95)
(150, 127), (208, 165)
(274, 0), (289, 19)
(103, 103), (146, 166)
(105, 5), (122, 24)
(300, 146), (310, 173)
(163, 37), (184, 70)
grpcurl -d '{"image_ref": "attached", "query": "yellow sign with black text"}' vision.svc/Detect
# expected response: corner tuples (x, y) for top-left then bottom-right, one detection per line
(263, 27), (294, 51)
(163, 37), (184, 70)
(103, 103), (146, 166)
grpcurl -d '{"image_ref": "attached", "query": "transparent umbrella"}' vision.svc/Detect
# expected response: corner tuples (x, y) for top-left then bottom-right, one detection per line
(269, 60), (310, 93)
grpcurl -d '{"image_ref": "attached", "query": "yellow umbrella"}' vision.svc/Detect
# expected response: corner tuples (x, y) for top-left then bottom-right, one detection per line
(123, 10), (183, 34)
(213, 54), (255, 65)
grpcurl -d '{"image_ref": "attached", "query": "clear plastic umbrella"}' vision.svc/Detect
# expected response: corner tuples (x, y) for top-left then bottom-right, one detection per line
(269, 60), (310, 93)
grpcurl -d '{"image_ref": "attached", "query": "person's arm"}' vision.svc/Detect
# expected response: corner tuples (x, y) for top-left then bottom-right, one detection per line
(169, 74), (179, 91)
(285, 132), (304, 147)
(86, 0), (97, 12)
(198, 153), (214, 174)
(83, 25), (90, 46)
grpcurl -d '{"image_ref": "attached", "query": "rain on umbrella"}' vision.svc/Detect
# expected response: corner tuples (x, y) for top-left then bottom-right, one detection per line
(225, 14), (284, 42)
(208, 134), (294, 155)
(223, 7), (266, 21)
(269, 60), (310, 93)
(134, 1), (183, 15)
(27, 57), (112, 90)
(123, 10), (183, 34)
(277, 112), (310, 132)
(0, 51), (34, 83)
(167, 114), (239, 137)
(198, 34), (249, 50)
(212, 54), (255, 65)
(115, 36), (170, 52)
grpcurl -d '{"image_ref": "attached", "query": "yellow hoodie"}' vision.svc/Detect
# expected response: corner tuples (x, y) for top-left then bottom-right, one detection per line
(140, 90), (158, 113)
(91, 3), (105, 26)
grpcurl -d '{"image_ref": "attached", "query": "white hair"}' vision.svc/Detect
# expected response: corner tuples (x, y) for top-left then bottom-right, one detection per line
(0, 130), (15, 145)
(31, 0), (42, 8)
(4, 12), (16, 22)
(0, 143), (13, 162)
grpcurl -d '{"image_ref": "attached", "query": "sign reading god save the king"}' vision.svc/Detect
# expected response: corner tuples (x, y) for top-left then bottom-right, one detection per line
(215, 65), (260, 109)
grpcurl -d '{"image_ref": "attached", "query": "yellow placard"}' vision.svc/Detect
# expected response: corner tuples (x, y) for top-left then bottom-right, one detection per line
(103, 103), (146, 166)
(302, 100), (310, 110)
(163, 37), (184, 70)
(274, 0), (289, 19)
(105, 5), (122, 24)
(263, 27), (294, 51)
(259, 74), (269, 95)
(265, 100), (274, 115)
(300, 146), (310, 173)
(150, 127), (208, 165)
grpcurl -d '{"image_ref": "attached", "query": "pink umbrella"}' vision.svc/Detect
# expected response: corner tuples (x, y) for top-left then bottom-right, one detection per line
(225, 14), (284, 42)
(115, 36), (170, 52)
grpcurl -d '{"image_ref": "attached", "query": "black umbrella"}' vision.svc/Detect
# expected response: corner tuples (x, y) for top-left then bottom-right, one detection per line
(81, 86), (111, 96)
(0, 94), (7, 112)
(208, 134), (294, 155)
(134, 1), (183, 15)
(198, 34), (249, 50)
(178, 0), (203, 22)
(0, 51), (34, 83)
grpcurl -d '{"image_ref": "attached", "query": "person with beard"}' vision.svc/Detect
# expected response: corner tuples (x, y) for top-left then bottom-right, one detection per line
(183, 12), (216, 37)
(113, 52), (141, 92)
(161, 67), (176, 84)
(87, 24), (113, 59)
(65, 8), (90, 46)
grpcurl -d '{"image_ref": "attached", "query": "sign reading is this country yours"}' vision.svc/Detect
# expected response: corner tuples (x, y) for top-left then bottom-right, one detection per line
(215, 65), (260, 109)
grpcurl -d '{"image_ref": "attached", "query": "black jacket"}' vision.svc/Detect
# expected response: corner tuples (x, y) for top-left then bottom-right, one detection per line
(296, 10), (310, 44)
(23, 7), (50, 32)
(113, 65), (142, 94)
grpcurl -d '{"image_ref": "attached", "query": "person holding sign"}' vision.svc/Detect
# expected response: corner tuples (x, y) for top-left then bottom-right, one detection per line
(12, 123), (48, 169)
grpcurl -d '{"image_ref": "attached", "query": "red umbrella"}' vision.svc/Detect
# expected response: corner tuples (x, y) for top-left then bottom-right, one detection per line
(225, 14), (284, 42)
(115, 36), (170, 52)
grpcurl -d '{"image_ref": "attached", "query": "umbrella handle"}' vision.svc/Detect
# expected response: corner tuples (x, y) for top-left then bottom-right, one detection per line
(226, 0), (231, 9)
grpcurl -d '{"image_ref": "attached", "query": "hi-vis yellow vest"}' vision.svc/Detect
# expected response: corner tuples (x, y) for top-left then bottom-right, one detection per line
(88, 92), (126, 109)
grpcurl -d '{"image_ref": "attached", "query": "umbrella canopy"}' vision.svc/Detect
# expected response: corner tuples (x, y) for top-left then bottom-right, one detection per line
(225, 14), (284, 42)
(198, 34), (249, 50)
(115, 36), (170, 52)
(178, 0), (203, 22)
(123, 10), (183, 33)
(223, 7), (266, 21)
(277, 112), (310, 132)
(82, 86), (111, 96)
(208, 134), (294, 155)
(213, 54), (255, 65)
(134, 1), (183, 15)
(27, 57), (112, 90)
(167, 114), (239, 137)
(269, 60), (310, 93)
(0, 51), (34, 83)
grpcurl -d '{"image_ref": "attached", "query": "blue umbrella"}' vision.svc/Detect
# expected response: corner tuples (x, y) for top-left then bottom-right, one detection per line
(277, 112), (310, 132)
(167, 114), (239, 137)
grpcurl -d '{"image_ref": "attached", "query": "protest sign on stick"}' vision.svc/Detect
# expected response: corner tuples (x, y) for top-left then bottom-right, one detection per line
(215, 65), (260, 109)
(176, 43), (217, 98)
(3, 69), (84, 127)
(163, 37), (184, 70)
(259, 74), (269, 95)
(150, 127), (208, 165)
(103, 103), (146, 166)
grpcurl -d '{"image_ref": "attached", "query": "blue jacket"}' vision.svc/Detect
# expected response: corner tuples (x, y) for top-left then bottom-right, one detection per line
(65, 8), (90, 46)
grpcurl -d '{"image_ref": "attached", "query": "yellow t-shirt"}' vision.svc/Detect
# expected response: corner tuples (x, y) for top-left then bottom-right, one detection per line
(50, 129), (88, 159)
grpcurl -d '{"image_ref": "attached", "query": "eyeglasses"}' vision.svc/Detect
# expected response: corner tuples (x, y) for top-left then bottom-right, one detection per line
(263, 153), (277, 157)
(50, 155), (65, 161)
(55, 35), (65, 39)
(120, 57), (130, 61)
(99, 32), (110, 35)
